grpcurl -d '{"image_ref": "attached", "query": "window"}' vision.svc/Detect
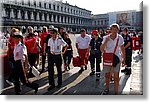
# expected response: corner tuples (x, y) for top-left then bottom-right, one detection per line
(53, 5), (55, 10)
(57, 6), (59, 11)
(68, 8), (69, 12)
(101, 20), (103, 25)
(61, 7), (63, 12)
(39, 2), (41, 7)
(34, 1), (36, 6)
(49, 4), (51, 9)
(44, 3), (46, 8)
(22, 0), (24, 5)
(98, 20), (100, 25)
(95, 21), (97, 25)
(28, 1), (30, 6)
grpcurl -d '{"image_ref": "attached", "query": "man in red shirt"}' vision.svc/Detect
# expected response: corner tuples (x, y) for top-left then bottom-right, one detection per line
(25, 26), (38, 77)
(40, 26), (49, 73)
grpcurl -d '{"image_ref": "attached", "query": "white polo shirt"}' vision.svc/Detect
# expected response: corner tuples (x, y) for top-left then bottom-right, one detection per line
(102, 34), (124, 61)
(48, 37), (67, 53)
(76, 34), (90, 49)
(13, 42), (27, 61)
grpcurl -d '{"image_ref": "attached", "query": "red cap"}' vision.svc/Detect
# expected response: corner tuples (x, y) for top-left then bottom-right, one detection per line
(91, 30), (98, 36)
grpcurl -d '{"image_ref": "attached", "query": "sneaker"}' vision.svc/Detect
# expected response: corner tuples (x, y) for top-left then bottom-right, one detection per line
(96, 74), (100, 81)
(101, 89), (109, 95)
(6, 80), (14, 86)
(36, 65), (40, 69)
(56, 84), (62, 88)
(78, 68), (84, 73)
(89, 71), (95, 76)
(125, 69), (132, 75)
(85, 65), (87, 70)
(121, 68), (128, 73)
(47, 85), (55, 91)
(68, 66), (70, 70)
(34, 84), (39, 94)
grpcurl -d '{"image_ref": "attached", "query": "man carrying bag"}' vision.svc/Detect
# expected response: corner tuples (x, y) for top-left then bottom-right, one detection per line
(100, 23), (125, 95)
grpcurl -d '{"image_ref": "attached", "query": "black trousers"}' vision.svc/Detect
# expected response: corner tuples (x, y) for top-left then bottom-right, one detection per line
(48, 54), (62, 86)
(125, 50), (132, 67)
(14, 60), (38, 93)
(63, 50), (73, 66)
(89, 52), (101, 73)
(8, 54), (15, 81)
(28, 53), (37, 73)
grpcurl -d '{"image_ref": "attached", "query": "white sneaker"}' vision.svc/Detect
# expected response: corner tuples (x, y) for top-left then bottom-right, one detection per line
(6, 80), (14, 86)
(36, 65), (40, 69)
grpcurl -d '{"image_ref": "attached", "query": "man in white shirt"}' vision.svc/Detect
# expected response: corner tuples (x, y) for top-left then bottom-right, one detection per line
(76, 29), (90, 73)
(13, 32), (39, 94)
(100, 23), (125, 95)
(47, 28), (68, 91)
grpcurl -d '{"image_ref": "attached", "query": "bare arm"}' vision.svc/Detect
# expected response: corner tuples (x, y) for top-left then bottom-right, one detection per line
(62, 44), (68, 54)
(100, 36), (110, 53)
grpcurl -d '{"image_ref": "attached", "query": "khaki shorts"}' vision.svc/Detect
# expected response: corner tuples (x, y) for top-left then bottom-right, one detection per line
(103, 62), (121, 73)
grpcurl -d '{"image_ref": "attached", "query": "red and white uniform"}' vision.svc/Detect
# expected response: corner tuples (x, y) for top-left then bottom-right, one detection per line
(40, 32), (48, 52)
(76, 35), (90, 66)
(25, 36), (37, 53)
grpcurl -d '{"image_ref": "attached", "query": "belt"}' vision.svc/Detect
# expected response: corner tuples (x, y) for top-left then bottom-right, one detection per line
(50, 52), (61, 55)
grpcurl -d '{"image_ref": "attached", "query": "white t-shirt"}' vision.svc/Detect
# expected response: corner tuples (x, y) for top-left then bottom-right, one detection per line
(102, 34), (124, 61)
(13, 42), (27, 61)
(48, 37), (67, 53)
(76, 34), (90, 49)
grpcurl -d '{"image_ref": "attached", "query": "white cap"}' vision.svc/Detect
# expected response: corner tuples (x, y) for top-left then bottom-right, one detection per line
(110, 23), (120, 30)
(49, 25), (54, 29)
(14, 32), (23, 37)
(34, 32), (38, 36)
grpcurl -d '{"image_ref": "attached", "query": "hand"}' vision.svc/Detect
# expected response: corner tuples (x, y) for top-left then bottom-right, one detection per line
(62, 52), (65, 55)
(122, 59), (126, 67)
(105, 36), (110, 42)
(24, 66), (28, 74)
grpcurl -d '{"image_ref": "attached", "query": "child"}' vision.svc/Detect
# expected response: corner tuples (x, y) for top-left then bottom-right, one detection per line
(13, 31), (39, 95)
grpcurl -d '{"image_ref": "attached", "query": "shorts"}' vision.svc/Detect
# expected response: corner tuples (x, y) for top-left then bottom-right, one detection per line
(103, 62), (121, 73)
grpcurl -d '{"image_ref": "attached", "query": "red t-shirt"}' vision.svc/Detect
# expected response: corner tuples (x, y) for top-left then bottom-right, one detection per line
(40, 32), (48, 51)
(7, 37), (16, 56)
(25, 37), (37, 53)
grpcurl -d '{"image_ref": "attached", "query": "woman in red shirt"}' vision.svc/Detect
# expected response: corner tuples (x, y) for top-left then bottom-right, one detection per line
(6, 28), (19, 85)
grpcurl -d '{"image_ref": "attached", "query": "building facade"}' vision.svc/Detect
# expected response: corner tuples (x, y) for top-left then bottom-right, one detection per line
(92, 10), (143, 31)
(1, 0), (93, 33)
(1, 0), (143, 33)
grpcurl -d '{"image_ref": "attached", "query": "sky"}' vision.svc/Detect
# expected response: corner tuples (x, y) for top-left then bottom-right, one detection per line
(60, 0), (143, 14)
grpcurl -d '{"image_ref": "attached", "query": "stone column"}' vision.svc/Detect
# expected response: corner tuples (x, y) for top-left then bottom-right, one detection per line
(17, 9), (21, 19)
(10, 9), (14, 19)
(36, 12), (39, 21)
(59, 15), (61, 23)
(66, 16), (68, 23)
(2, 8), (6, 17)
(31, 12), (34, 20)
(51, 14), (54, 22)
(42, 13), (44, 21)
(69, 17), (71, 24)
(47, 13), (49, 21)
(24, 11), (28, 20)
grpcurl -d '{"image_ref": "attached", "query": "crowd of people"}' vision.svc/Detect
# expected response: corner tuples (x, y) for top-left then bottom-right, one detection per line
(2, 23), (143, 95)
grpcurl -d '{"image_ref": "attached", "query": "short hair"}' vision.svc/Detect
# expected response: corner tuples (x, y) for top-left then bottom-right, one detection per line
(80, 29), (86, 33)
(43, 26), (48, 32)
(123, 28), (128, 32)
